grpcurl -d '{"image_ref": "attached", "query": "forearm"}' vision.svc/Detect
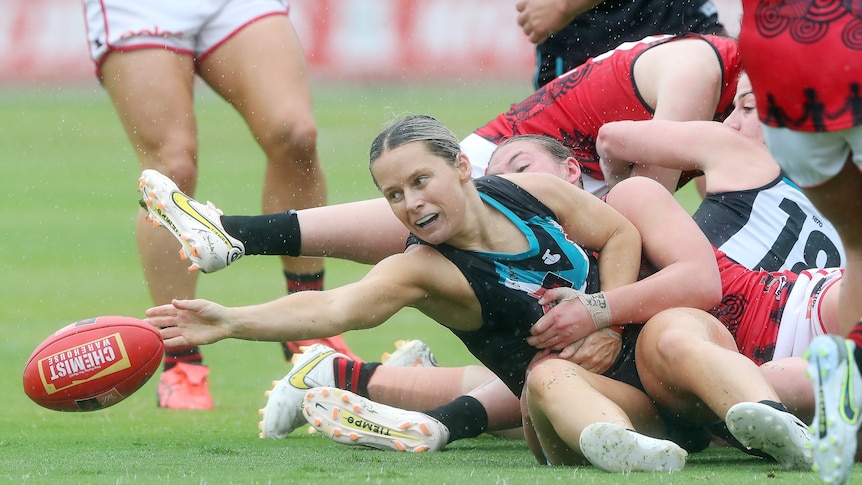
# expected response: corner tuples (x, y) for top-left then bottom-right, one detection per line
(603, 262), (721, 325)
(595, 228), (641, 291)
(226, 292), (364, 342)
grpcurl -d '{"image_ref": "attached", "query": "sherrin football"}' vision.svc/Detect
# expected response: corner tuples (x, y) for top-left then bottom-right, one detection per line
(23, 316), (164, 412)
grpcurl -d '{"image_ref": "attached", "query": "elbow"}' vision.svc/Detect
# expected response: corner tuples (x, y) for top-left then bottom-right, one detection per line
(697, 270), (723, 310)
(595, 125), (614, 161)
(596, 121), (629, 160)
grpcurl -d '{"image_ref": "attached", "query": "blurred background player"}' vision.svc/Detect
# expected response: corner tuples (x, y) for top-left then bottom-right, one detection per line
(513, 0), (726, 88)
(737, 1), (862, 483)
(81, 0), (359, 409)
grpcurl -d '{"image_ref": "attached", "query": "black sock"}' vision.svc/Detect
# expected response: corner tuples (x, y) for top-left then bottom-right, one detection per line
(332, 358), (380, 397)
(423, 395), (488, 443)
(221, 210), (301, 256)
(707, 400), (790, 460)
(757, 399), (789, 413)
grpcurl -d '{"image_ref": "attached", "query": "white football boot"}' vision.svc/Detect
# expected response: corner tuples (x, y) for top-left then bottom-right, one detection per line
(303, 387), (449, 452)
(578, 422), (687, 473)
(381, 340), (438, 368)
(725, 401), (813, 471)
(138, 169), (244, 273)
(259, 344), (343, 439)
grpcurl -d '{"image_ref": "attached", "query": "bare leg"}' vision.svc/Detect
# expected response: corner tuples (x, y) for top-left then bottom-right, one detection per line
(100, 49), (211, 408)
(297, 199), (408, 264)
(101, 50), (199, 311)
(637, 307), (783, 423)
(760, 357), (813, 421)
(367, 365), (522, 432)
(525, 358), (665, 465)
(200, 17), (326, 278)
(199, 16), (361, 358)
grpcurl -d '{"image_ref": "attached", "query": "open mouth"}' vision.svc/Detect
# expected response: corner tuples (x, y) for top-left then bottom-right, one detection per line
(415, 214), (438, 228)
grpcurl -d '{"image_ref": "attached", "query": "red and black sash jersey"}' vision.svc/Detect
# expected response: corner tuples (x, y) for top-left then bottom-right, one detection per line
(475, 33), (741, 181)
(407, 176), (599, 394)
(533, 0), (724, 88)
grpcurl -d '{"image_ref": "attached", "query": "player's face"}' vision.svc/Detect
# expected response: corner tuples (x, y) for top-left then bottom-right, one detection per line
(723, 73), (765, 145)
(487, 140), (580, 185)
(372, 141), (471, 244)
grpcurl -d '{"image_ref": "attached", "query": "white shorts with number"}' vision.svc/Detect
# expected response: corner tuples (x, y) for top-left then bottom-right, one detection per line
(82, 0), (289, 69)
(763, 124), (862, 188)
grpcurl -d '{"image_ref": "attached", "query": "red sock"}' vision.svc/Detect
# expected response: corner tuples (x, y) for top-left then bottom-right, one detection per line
(332, 357), (380, 397)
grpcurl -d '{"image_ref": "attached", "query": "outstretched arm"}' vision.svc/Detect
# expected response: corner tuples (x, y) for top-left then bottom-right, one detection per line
(146, 253), (431, 347)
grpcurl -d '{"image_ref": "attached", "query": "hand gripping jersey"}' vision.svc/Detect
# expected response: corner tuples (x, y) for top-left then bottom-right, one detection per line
(694, 174), (845, 273)
(473, 34), (742, 181)
(406, 176), (601, 394)
(739, 0), (862, 132)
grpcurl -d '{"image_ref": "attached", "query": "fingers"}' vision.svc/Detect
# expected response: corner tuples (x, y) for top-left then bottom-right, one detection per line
(558, 342), (577, 360)
(145, 303), (178, 319)
(163, 335), (190, 348)
(537, 287), (579, 307)
(527, 331), (570, 350)
(530, 313), (550, 336)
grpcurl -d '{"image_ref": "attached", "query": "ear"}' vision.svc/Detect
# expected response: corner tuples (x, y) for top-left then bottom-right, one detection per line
(564, 157), (582, 186)
(456, 153), (473, 183)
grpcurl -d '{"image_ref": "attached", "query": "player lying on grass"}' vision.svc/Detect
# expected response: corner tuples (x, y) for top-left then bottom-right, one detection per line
(138, 93), (846, 465)
(143, 115), (811, 472)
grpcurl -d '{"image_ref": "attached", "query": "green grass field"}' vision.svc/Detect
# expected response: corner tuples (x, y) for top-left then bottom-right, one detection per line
(0, 82), (842, 484)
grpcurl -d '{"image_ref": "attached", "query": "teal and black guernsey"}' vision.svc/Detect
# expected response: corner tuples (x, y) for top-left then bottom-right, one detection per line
(406, 175), (599, 394)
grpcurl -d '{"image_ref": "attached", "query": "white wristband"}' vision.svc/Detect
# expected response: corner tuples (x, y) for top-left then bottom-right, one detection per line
(574, 292), (612, 329)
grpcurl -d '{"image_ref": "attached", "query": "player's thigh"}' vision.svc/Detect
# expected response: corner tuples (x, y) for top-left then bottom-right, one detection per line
(199, 15), (315, 139)
(101, 49), (198, 170)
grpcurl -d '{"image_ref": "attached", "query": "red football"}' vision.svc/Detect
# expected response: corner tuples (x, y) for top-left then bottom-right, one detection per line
(22, 316), (164, 412)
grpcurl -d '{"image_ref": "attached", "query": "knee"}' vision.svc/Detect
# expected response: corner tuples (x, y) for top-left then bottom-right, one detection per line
(526, 359), (581, 401)
(258, 113), (318, 161)
(641, 308), (704, 362)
